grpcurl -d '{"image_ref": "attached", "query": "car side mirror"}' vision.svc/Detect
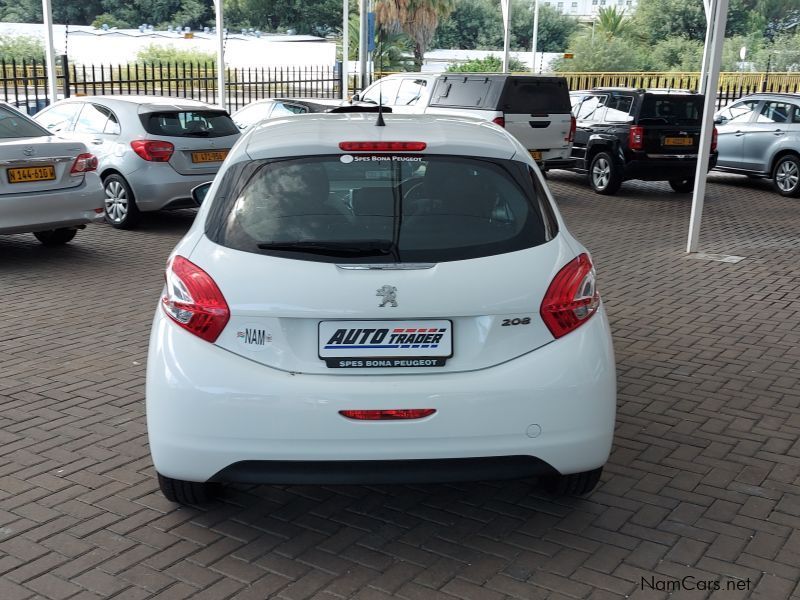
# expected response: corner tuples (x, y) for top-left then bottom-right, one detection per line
(351, 93), (360, 102)
(713, 116), (725, 125)
(192, 182), (213, 206)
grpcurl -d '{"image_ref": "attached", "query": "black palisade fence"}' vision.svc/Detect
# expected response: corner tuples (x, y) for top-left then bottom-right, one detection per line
(1, 57), (344, 114)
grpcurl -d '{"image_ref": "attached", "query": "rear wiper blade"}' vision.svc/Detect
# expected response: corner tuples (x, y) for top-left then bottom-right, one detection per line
(256, 240), (394, 257)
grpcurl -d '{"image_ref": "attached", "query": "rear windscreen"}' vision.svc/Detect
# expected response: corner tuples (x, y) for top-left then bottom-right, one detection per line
(0, 105), (50, 139)
(501, 79), (571, 114)
(140, 110), (239, 137)
(639, 95), (704, 125)
(207, 155), (554, 264)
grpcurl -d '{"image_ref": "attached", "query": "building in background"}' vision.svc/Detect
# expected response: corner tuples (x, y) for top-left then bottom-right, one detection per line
(543, 0), (637, 21)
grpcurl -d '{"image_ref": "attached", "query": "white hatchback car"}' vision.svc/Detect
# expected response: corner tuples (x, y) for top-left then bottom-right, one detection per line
(146, 113), (616, 504)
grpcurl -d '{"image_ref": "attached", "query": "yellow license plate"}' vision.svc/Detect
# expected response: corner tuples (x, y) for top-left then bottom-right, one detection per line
(7, 165), (56, 184)
(664, 137), (693, 146)
(529, 150), (543, 161)
(191, 150), (228, 163)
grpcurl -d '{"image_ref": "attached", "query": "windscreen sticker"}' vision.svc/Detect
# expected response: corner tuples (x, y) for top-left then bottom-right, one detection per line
(236, 324), (272, 351)
(347, 155), (423, 163)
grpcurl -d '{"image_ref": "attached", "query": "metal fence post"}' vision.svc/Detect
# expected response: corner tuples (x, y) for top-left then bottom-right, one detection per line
(59, 54), (70, 98)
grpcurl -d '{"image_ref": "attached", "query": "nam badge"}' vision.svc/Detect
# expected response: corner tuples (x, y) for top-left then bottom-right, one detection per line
(236, 325), (272, 352)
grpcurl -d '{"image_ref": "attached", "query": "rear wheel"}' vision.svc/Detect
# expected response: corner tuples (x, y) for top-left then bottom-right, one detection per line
(772, 155), (800, 197)
(33, 228), (77, 246)
(157, 473), (219, 505)
(103, 174), (141, 229)
(668, 178), (695, 193)
(589, 152), (622, 195)
(544, 467), (603, 496)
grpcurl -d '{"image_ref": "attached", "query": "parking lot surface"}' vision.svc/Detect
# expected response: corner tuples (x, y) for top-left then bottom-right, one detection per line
(1, 172), (799, 600)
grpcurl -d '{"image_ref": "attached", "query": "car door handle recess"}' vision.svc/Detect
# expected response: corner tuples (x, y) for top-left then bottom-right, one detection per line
(528, 121), (550, 128)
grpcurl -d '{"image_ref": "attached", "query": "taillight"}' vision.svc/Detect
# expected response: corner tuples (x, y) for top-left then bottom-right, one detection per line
(70, 153), (98, 174)
(540, 253), (600, 339)
(339, 141), (426, 152)
(131, 140), (174, 162)
(492, 116), (505, 128)
(339, 409), (436, 420)
(161, 256), (230, 343)
(711, 127), (718, 153)
(629, 126), (644, 151)
(566, 115), (576, 143)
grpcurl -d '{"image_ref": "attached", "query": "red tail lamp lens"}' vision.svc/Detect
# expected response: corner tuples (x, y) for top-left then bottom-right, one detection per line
(339, 141), (426, 152)
(70, 153), (98, 174)
(540, 253), (600, 339)
(162, 256), (230, 343)
(629, 126), (644, 150)
(339, 409), (436, 421)
(131, 140), (174, 162)
(492, 116), (506, 128)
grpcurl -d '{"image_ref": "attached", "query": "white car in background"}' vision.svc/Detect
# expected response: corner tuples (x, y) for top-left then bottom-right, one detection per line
(0, 102), (104, 245)
(146, 113), (616, 504)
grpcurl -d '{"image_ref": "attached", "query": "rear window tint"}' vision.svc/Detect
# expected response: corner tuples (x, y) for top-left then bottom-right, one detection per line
(0, 105), (50, 138)
(501, 79), (571, 114)
(207, 155), (552, 264)
(639, 95), (704, 125)
(140, 110), (239, 137)
(430, 77), (498, 109)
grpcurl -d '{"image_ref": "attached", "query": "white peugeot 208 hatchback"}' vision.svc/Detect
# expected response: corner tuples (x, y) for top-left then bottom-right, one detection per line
(146, 112), (616, 504)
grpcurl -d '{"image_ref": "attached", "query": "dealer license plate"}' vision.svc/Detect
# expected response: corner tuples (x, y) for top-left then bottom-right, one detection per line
(319, 320), (453, 368)
(7, 165), (56, 183)
(529, 150), (543, 161)
(191, 150), (228, 163)
(664, 137), (693, 146)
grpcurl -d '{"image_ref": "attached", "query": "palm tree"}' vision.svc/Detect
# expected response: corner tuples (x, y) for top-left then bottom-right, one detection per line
(374, 0), (455, 70)
(595, 6), (629, 39)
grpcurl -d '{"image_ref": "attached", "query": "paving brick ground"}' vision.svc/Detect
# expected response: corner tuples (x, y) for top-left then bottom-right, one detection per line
(1, 171), (799, 600)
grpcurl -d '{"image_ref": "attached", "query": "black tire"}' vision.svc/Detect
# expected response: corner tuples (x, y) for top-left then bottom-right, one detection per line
(33, 228), (77, 246)
(544, 467), (603, 496)
(588, 152), (622, 195)
(772, 155), (800, 197)
(103, 174), (141, 229)
(157, 473), (219, 504)
(668, 178), (695, 193)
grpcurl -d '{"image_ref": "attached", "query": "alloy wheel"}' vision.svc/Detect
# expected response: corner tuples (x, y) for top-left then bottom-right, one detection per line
(775, 160), (799, 193)
(592, 157), (610, 190)
(104, 180), (128, 224)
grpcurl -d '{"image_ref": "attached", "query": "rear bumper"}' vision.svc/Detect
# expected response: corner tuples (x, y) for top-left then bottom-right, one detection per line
(146, 306), (617, 483)
(623, 153), (718, 181)
(542, 157), (577, 170)
(0, 173), (105, 235)
(123, 165), (215, 212)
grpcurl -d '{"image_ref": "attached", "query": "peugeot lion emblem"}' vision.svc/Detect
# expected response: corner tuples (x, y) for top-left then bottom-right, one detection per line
(376, 285), (398, 307)
(23, 146), (34, 156)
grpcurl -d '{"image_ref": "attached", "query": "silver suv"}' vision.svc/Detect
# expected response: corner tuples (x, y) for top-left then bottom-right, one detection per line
(714, 93), (800, 197)
(34, 96), (241, 228)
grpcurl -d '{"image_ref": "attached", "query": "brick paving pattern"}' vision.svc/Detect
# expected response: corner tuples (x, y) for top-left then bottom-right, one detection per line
(1, 171), (799, 599)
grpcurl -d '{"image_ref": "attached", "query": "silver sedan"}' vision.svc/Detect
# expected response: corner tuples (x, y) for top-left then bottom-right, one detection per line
(0, 102), (104, 245)
(34, 96), (241, 229)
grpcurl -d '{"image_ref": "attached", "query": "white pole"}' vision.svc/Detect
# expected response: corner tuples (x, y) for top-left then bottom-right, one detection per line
(358, 0), (368, 90)
(41, 0), (58, 102)
(686, 0), (729, 253)
(531, 0), (540, 73)
(215, 0), (225, 110)
(501, 0), (512, 72)
(342, 0), (349, 98)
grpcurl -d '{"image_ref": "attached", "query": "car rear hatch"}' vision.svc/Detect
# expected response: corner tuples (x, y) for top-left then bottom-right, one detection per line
(0, 137), (89, 194)
(137, 105), (241, 175)
(501, 77), (573, 156)
(182, 152), (580, 375)
(637, 94), (705, 155)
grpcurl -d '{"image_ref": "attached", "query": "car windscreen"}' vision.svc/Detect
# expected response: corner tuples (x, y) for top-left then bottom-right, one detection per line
(0, 105), (50, 138)
(207, 155), (553, 264)
(639, 95), (704, 125)
(501, 78), (571, 114)
(140, 110), (239, 137)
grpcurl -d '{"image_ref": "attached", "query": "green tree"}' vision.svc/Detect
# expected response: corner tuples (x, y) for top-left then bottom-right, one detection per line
(224, 0), (343, 34)
(645, 36), (704, 71)
(553, 34), (645, 71)
(0, 35), (45, 61)
(755, 32), (800, 71)
(594, 6), (630, 39)
(344, 14), (415, 71)
(632, 0), (750, 44)
(445, 54), (527, 72)
(91, 13), (131, 29)
(375, 0), (456, 69)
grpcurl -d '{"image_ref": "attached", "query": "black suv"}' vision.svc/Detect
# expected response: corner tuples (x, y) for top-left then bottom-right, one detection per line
(567, 88), (718, 195)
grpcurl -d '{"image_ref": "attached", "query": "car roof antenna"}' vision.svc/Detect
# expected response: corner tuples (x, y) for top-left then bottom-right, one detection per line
(376, 80), (386, 126)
